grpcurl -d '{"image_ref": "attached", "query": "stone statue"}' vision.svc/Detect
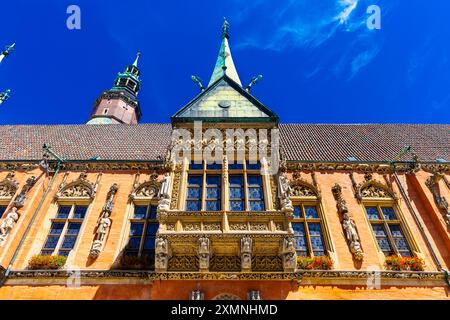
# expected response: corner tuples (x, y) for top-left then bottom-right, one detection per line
(278, 171), (294, 215)
(241, 236), (252, 270)
(190, 290), (204, 300)
(198, 237), (211, 271)
(89, 212), (112, 257)
(89, 184), (118, 258)
(0, 207), (19, 243)
(332, 183), (364, 260)
(342, 213), (364, 260)
(248, 290), (261, 300)
(280, 237), (297, 272)
(155, 237), (170, 271)
(158, 172), (172, 199)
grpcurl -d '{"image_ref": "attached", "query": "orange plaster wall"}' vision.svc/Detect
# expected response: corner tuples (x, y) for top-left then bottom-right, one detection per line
(0, 282), (448, 300)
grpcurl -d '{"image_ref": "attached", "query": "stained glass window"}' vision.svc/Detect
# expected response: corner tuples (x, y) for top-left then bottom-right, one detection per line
(292, 204), (327, 257)
(248, 175), (265, 211)
(389, 225), (411, 257)
(293, 223), (308, 256)
(205, 175), (221, 211)
(365, 205), (412, 257)
(185, 160), (267, 212)
(41, 204), (88, 256)
(229, 175), (244, 211)
(73, 206), (87, 219)
(125, 204), (159, 260)
(186, 175), (202, 211)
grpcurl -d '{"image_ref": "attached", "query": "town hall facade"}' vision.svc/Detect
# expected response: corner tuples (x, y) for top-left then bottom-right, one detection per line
(0, 21), (449, 300)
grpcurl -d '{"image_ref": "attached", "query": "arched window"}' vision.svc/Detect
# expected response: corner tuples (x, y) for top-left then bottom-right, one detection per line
(292, 203), (327, 257)
(41, 173), (96, 256)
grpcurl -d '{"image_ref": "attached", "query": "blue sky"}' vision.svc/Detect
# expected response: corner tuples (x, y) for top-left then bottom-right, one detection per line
(0, 0), (449, 124)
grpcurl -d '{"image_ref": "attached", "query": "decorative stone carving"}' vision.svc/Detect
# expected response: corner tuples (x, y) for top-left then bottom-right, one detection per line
(210, 256), (241, 271)
(0, 172), (18, 198)
(55, 172), (97, 200)
(247, 290), (261, 300)
(157, 172), (172, 214)
(0, 207), (18, 244)
(290, 171), (321, 199)
(332, 183), (364, 260)
(155, 237), (171, 272)
(278, 171), (294, 216)
(13, 176), (37, 208)
(130, 172), (160, 200)
(425, 173), (450, 224)
(280, 237), (297, 272)
(89, 184), (118, 258)
(229, 223), (248, 231)
(350, 172), (396, 202)
(170, 164), (182, 209)
(198, 236), (211, 271)
(240, 236), (252, 271)
(190, 290), (204, 300)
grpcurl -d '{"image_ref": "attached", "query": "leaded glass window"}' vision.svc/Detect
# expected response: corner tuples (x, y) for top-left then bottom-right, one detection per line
(292, 204), (327, 257)
(248, 175), (265, 211)
(41, 204), (88, 256)
(186, 175), (202, 211)
(125, 204), (159, 258)
(206, 175), (221, 211)
(229, 175), (244, 211)
(365, 205), (412, 257)
(185, 160), (266, 212)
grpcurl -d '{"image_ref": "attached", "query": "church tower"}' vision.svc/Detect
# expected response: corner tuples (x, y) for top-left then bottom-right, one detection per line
(87, 53), (142, 124)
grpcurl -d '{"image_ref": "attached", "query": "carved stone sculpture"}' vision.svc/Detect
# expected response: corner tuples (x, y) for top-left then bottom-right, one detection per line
(198, 236), (211, 271)
(0, 172), (18, 198)
(240, 236), (252, 271)
(89, 184), (118, 258)
(425, 173), (450, 224)
(280, 237), (297, 272)
(278, 171), (294, 216)
(0, 207), (19, 244)
(158, 172), (172, 199)
(190, 290), (204, 300)
(332, 183), (364, 260)
(155, 237), (170, 272)
(247, 290), (261, 300)
(13, 176), (37, 208)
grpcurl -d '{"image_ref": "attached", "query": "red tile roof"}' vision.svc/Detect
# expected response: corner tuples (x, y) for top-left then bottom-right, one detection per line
(0, 123), (448, 162)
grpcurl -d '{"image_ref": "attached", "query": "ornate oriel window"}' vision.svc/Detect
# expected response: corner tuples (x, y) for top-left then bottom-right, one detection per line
(185, 160), (265, 211)
(41, 204), (88, 256)
(292, 204), (326, 257)
(364, 205), (412, 257)
(124, 204), (158, 257)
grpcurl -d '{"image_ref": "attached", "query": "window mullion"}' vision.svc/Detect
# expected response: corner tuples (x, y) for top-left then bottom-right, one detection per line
(54, 219), (69, 255)
(201, 171), (206, 211)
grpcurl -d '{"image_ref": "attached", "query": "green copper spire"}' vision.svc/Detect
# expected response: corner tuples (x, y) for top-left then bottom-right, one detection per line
(208, 18), (242, 87)
(111, 52), (141, 96)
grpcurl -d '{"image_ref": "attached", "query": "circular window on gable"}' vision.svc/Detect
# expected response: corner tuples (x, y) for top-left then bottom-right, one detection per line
(218, 101), (231, 108)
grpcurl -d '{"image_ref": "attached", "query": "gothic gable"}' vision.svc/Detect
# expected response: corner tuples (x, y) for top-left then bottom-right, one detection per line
(171, 76), (278, 123)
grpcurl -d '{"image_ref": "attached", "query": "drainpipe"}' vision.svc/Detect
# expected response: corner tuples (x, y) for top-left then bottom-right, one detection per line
(0, 160), (61, 286)
(391, 163), (443, 271)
